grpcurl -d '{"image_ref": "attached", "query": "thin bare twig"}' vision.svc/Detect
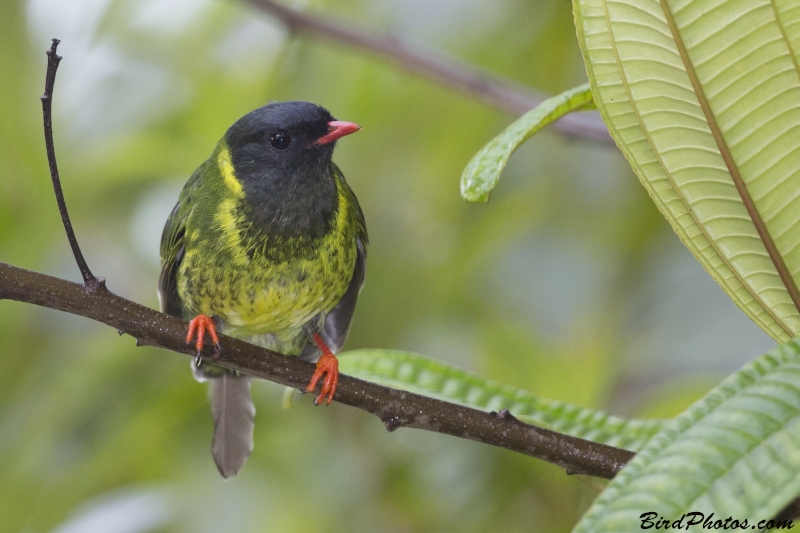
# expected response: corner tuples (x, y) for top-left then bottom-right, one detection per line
(40, 39), (104, 291)
(245, 0), (613, 144)
(0, 261), (634, 479)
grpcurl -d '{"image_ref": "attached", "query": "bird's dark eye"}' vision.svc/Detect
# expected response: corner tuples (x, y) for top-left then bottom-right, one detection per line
(270, 132), (291, 150)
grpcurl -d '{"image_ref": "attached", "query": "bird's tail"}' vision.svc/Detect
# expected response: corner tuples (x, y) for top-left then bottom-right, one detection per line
(194, 364), (255, 478)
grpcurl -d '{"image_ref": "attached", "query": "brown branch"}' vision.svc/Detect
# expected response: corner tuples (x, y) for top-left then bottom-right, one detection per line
(29, 39), (634, 479)
(21, 37), (635, 488)
(40, 39), (104, 291)
(5, 263), (800, 519)
(245, 0), (613, 144)
(0, 260), (633, 479)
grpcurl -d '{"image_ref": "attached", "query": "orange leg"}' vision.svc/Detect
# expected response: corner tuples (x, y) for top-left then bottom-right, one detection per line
(305, 333), (339, 405)
(186, 314), (221, 365)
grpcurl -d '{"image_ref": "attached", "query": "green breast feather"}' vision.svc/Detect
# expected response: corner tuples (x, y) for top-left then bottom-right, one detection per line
(159, 140), (366, 355)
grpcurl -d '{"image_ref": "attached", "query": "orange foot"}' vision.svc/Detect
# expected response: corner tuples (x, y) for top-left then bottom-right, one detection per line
(305, 333), (339, 405)
(186, 314), (221, 366)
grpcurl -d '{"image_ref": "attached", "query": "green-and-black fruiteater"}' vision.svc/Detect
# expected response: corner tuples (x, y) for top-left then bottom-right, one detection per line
(158, 101), (367, 478)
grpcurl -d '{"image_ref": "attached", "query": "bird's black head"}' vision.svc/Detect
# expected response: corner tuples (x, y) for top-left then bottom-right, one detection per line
(225, 101), (359, 186)
(223, 101), (360, 239)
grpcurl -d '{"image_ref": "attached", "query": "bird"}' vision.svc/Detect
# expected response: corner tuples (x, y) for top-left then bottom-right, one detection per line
(158, 101), (367, 478)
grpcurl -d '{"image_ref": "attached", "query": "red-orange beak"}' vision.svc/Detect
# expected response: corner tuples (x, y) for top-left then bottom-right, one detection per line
(316, 121), (361, 145)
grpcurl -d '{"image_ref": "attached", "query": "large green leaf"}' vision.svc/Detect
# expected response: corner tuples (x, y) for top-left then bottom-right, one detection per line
(573, 338), (800, 532)
(574, 0), (800, 342)
(339, 349), (665, 451)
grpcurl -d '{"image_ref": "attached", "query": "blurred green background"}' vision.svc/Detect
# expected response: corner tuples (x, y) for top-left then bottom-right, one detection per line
(0, 0), (777, 531)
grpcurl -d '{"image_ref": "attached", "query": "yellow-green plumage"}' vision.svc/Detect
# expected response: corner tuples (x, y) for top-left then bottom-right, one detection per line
(170, 141), (363, 353)
(158, 101), (367, 477)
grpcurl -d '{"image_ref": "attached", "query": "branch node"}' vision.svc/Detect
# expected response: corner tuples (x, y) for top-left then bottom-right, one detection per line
(492, 409), (518, 422)
(383, 415), (408, 432)
(47, 38), (62, 55)
(86, 277), (108, 293)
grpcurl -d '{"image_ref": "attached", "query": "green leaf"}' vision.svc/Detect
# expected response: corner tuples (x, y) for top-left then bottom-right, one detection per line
(460, 83), (595, 203)
(573, 0), (800, 342)
(573, 338), (800, 532)
(339, 349), (664, 451)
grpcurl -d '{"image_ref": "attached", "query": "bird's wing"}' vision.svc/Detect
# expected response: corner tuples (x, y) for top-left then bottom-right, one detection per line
(320, 233), (368, 353)
(317, 165), (369, 353)
(158, 201), (187, 317)
(158, 166), (204, 317)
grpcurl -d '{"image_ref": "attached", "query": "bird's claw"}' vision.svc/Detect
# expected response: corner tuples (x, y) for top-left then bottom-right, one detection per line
(186, 314), (220, 365)
(305, 333), (339, 405)
(306, 353), (339, 405)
